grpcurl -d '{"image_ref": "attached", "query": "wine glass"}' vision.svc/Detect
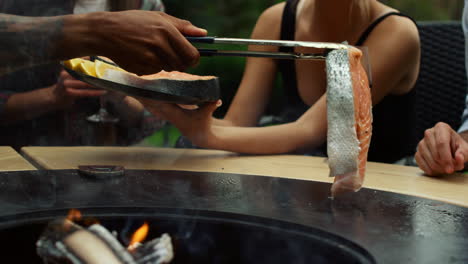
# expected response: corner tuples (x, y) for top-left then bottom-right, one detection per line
(86, 56), (119, 124)
(86, 96), (119, 123)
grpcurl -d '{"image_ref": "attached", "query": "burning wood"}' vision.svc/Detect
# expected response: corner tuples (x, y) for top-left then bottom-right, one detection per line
(128, 222), (149, 251)
(36, 218), (173, 264)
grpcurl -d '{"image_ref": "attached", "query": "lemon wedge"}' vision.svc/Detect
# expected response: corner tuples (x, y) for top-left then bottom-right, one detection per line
(63, 58), (84, 70)
(76, 60), (96, 77)
(95, 60), (126, 78)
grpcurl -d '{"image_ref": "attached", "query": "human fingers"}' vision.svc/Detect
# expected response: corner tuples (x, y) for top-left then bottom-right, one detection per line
(423, 128), (445, 171)
(174, 99), (222, 111)
(177, 104), (199, 110)
(160, 20), (200, 70)
(96, 12), (205, 74)
(415, 150), (433, 175)
(57, 70), (72, 87)
(453, 137), (468, 171)
(122, 56), (166, 76)
(161, 13), (207, 37)
(62, 80), (105, 98)
(137, 98), (176, 119)
(433, 123), (456, 173)
(66, 88), (105, 97)
(59, 70), (73, 80)
(417, 139), (444, 175)
(62, 79), (94, 90)
(453, 148), (466, 172)
(200, 100), (221, 116)
(154, 30), (188, 71)
(114, 28), (187, 73)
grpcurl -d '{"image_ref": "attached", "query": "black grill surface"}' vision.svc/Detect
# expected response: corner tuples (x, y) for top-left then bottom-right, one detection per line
(0, 170), (467, 264)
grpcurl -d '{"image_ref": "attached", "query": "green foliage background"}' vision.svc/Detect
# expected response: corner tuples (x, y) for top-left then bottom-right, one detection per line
(142, 0), (465, 147)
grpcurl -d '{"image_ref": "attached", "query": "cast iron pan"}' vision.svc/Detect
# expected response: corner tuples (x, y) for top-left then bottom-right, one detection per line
(61, 58), (220, 105)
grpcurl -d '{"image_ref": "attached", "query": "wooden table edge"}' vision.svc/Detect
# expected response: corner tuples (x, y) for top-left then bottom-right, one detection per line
(19, 146), (468, 208)
(0, 146), (36, 171)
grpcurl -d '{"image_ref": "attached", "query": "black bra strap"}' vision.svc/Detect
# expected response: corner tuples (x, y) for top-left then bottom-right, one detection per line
(355, 12), (416, 46)
(278, 0), (301, 106)
(279, 5), (416, 106)
(279, 0), (299, 51)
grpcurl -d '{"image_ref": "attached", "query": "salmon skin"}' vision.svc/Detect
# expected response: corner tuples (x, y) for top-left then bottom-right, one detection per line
(326, 48), (372, 197)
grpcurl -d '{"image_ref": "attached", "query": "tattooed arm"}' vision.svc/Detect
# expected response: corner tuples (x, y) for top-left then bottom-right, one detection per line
(0, 14), (64, 75)
(0, 11), (207, 76)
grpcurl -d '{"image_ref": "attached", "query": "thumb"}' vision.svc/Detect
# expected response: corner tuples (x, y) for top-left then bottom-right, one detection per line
(201, 100), (221, 115)
(454, 148), (466, 171)
(182, 24), (208, 37)
(165, 14), (207, 36)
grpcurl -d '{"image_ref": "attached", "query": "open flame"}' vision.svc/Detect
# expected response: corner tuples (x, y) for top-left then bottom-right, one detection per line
(65, 209), (99, 227)
(65, 209), (149, 251)
(66, 209), (82, 222)
(128, 222), (149, 250)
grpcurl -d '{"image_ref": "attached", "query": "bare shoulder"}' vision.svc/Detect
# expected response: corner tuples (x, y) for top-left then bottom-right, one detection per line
(363, 5), (421, 92)
(258, 2), (285, 24)
(365, 12), (420, 95)
(251, 2), (286, 39)
(366, 14), (420, 56)
(384, 15), (419, 42)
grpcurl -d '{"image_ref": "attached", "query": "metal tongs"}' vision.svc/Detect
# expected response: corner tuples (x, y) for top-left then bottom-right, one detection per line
(187, 36), (349, 60)
(187, 36), (372, 86)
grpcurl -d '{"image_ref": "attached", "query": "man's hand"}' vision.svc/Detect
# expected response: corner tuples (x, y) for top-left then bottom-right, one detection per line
(0, 12), (206, 75)
(415, 122), (468, 176)
(50, 70), (104, 108)
(72, 11), (207, 75)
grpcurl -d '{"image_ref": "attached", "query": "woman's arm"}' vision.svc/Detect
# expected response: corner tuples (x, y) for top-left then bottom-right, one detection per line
(141, 7), (420, 155)
(207, 96), (328, 154)
(362, 15), (420, 105)
(141, 94), (328, 154)
(211, 3), (286, 127)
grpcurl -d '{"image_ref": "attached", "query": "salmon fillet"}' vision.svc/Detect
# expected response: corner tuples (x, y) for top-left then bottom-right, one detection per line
(140, 70), (215, 81)
(99, 68), (220, 104)
(102, 69), (216, 84)
(326, 48), (372, 197)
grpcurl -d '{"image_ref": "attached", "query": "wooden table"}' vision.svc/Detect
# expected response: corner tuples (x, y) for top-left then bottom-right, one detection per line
(21, 146), (468, 207)
(0, 147), (35, 171)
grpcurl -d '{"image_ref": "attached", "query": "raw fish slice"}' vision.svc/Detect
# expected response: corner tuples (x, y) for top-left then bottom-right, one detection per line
(140, 70), (215, 81)
(100, 69), (220, 104)
(326, 48), (372, 197)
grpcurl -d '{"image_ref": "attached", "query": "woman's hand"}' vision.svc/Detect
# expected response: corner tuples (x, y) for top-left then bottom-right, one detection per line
(415, 122), (468, 176)
(139, 98), (221, 146)
(50, 70), (104, 109)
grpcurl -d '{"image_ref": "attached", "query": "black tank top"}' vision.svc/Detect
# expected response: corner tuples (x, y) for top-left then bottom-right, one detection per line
(277, 0), (417, 163)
